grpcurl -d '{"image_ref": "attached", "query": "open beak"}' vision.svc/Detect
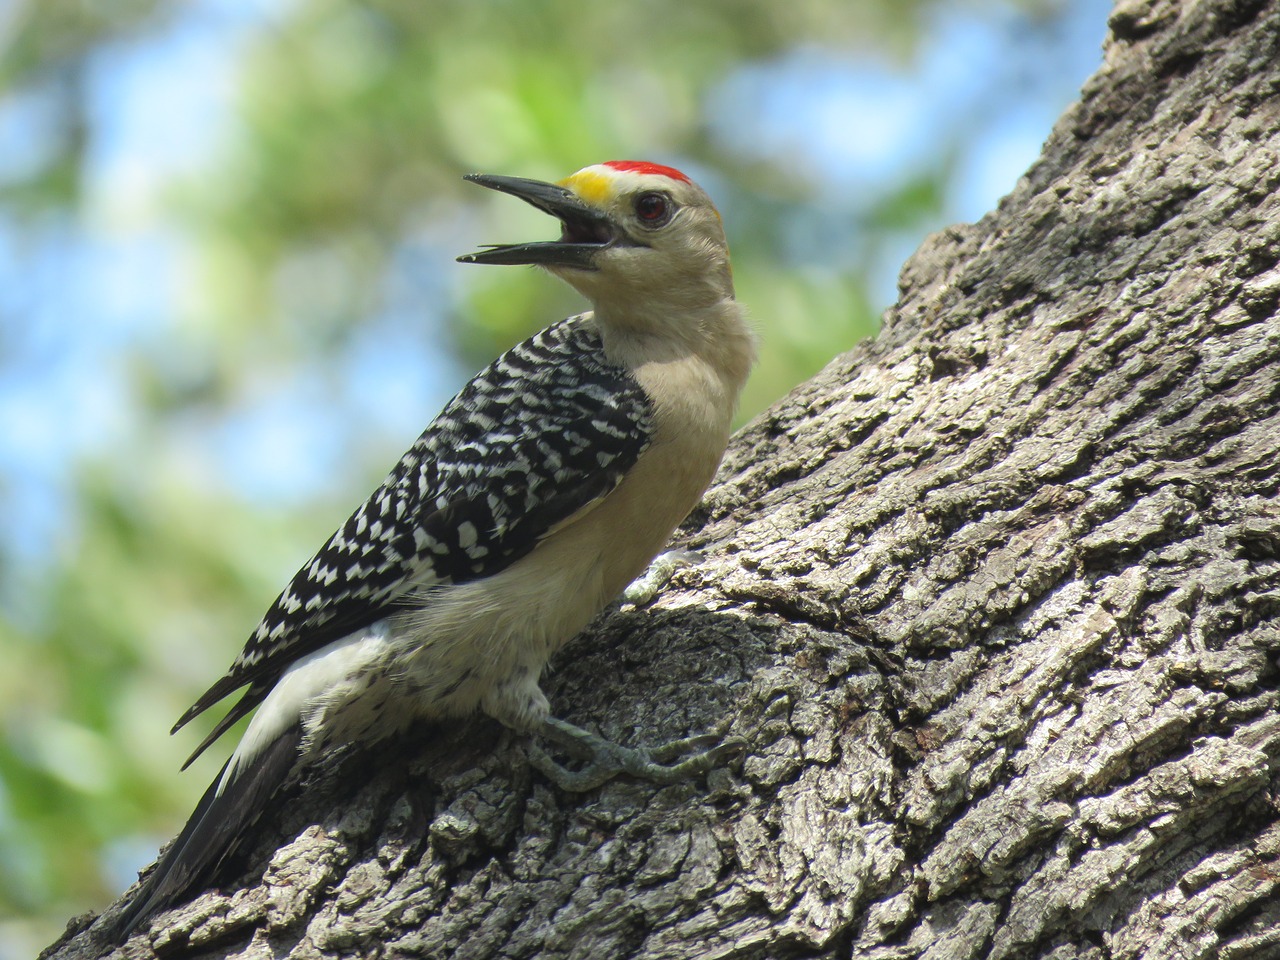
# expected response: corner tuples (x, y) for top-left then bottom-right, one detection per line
(457, 174), (615, 270)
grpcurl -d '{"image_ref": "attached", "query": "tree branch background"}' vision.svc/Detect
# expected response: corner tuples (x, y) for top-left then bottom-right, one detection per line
(0, 0), (1161, 956)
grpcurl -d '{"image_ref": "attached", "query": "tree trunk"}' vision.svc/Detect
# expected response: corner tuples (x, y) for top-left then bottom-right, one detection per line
(46, 0), (1280, 956)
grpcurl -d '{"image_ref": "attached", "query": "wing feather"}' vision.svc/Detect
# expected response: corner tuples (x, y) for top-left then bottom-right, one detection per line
(173, 316), (651, 755)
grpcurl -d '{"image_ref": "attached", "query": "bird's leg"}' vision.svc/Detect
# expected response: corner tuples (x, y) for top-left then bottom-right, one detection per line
(528, 715), (745, 792)
(622, 549), (705, 606)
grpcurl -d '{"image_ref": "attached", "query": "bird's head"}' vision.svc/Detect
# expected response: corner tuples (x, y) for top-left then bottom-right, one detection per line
(459, 161), (734, 316)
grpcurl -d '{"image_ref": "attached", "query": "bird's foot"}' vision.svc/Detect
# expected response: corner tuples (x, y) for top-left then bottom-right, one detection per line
(622, 549), (704, 606)
(528, 715), (745, 792)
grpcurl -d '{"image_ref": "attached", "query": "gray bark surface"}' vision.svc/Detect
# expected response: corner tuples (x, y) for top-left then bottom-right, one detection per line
(46, 0), (1280, 956)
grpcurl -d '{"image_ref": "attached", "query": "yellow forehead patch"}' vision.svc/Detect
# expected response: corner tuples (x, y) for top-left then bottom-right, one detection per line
(558, 167), (615, 206)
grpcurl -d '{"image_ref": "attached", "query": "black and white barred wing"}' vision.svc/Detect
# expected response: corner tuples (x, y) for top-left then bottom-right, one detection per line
(173, 317), (652, 755)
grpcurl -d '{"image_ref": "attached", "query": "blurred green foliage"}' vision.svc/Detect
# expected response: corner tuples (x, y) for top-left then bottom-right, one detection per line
(0, 0), (1079, 953)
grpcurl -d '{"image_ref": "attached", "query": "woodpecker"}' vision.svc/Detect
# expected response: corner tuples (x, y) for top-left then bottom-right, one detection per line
(107, 160), (755, 940)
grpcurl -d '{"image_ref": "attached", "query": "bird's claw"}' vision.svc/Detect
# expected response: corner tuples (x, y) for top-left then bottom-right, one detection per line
(529, 716), (744, 791)
(622, 549), (705, 605)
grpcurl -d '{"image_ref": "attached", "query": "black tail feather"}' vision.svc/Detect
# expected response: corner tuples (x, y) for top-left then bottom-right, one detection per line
(103, 725), (302, 943)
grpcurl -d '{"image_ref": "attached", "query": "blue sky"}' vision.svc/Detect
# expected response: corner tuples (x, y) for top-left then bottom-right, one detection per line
(0, 0), (1112, 605)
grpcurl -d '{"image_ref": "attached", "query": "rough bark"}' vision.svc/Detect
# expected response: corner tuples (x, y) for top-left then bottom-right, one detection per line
(46, 0), (1280, 957)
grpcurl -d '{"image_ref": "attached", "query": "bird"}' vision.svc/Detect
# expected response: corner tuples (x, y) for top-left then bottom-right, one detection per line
(105, 160), (756, 940)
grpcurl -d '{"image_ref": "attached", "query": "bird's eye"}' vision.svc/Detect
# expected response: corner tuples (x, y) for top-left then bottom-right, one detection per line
(634, 192), (673, 227)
